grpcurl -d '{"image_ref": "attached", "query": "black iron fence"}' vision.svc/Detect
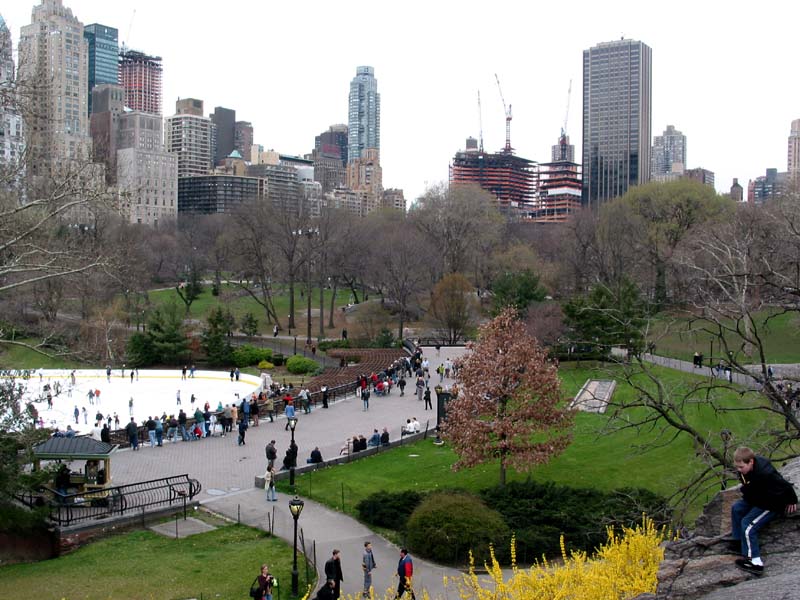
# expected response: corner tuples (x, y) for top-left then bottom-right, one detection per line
(16, 474), (202, 527)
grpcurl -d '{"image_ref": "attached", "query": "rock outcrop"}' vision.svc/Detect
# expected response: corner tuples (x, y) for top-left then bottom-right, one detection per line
(650, 458), (800, 600)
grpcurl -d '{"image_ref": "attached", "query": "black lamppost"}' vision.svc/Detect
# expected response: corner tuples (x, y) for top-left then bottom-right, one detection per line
(293, 335), (298, 356)
(709, 338), (714, 368)
(289, 495), (305, 596)
(288, 416), (298, 487)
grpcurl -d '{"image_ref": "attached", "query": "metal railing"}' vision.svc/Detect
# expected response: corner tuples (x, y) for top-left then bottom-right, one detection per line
(16, 474), (202, 527)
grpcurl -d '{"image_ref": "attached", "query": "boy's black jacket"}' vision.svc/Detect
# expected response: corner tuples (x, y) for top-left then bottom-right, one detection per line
(740, 456), (799, 512)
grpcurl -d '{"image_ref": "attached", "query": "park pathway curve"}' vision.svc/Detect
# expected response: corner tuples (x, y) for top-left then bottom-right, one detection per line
(111, 346), (470, 599)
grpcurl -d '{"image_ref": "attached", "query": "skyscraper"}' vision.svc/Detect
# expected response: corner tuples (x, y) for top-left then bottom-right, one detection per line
(788, 119), (800, 182)
(651, 125), (686, 178)
(0, 14), (23, 167)
(210, 106), (235, 164)
(582, 39), (652, 207)
(165, 98), (216, 178)
(234, 121), (253, 161)
(119, 49), (162, 115)
(83, 23), (118, 116)
(347, 66), (380, 163)
(18, 0), (92, 185)
(313, 124), (348, 192)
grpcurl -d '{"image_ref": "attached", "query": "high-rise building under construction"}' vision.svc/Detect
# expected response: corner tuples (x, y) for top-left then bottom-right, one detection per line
(449, 136), (536, 215)
(119, 49), (162, 116)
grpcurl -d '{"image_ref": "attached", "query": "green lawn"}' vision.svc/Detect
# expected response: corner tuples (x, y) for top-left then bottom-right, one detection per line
(148, 284), (352, 335)
(0, 520), (313, 600)
(649, 309), (800, 364)
(279, 362), (778, 524)
(0, 340), (84, 369)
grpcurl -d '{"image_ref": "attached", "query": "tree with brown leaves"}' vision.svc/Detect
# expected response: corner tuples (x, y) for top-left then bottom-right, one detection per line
(442, 308), (574, 486)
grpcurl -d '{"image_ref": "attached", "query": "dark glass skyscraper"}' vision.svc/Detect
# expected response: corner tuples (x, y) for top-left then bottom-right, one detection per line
(347, 66), (380, 163)
(84, 24), (118, 116)
(582, 39), (652, 207)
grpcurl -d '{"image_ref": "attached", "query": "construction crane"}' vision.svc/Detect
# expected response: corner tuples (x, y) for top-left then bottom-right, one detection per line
(122, 9), (136, 51)
(561, 79), (572, 139)
(477, 90), (485, 152)
(495, 73), (512, 153)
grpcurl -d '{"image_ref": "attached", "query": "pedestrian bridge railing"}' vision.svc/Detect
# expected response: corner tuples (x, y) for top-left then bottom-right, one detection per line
(15, 474), (202, 528)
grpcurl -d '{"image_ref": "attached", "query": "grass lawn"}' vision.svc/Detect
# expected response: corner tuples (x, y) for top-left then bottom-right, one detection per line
(279, 362), (779, 525)
(0, 341), (84, 370)
(148, 284), (352, 336)
(0, 519), (314, 600)
(649, 309), (800, 364)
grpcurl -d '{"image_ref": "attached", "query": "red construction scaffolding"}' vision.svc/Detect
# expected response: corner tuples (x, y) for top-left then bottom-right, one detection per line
(449, 149), (536, 214)
(119, 49), (163, 116)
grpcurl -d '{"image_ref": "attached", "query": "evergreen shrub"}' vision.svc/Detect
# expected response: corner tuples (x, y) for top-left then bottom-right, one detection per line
(355, 490), (426, 529)
(318, 340), (351, 351)
(232, 345), (272, 367)
(286, 355), (318, 374)
(479, 480), (671, 563)
(405, 491), (509, 565)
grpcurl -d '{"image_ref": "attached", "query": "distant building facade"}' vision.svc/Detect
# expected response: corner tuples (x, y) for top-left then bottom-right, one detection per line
(83, 23), (118, 116)
(18, 0), (93, 187)
(210, 106), (235, 164)
(165, 99), (216, 178)
(684, 167), (714, 188)
(582, 39), (652, 207)
(730, 178), (743, 202)
(0, 14), (24, 179)
(178, 174), (266, 214)
(651, 125), (686, 179)
(748, 168), (788, 203)
(313, 124), (348, 192)
(89, 83), (125, 183)
(788, 119), (800, 182)
(117, 111), (177, 225)
(346, 147), (382, 194)
(234, 121), (253, 161)
(348, 66), (380, 163)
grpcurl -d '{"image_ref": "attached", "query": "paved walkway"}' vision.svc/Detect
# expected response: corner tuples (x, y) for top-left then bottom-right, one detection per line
(641, 353), (791, 388)
(111, 346), (469, 599)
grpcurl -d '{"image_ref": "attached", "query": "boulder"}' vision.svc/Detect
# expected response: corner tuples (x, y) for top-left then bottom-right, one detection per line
(653, 457), (799, 600)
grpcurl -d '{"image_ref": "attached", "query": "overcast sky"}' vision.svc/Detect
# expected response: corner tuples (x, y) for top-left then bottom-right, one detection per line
(4, 0), (798, 203)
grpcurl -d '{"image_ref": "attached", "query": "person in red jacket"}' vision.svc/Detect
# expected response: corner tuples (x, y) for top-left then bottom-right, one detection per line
(395, 548), (416, 599)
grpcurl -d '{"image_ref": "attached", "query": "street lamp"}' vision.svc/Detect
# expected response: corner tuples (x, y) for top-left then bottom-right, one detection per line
(709, 338), (714, 368)
(289, 495), (305, 596)
(288, 416), (298, 487)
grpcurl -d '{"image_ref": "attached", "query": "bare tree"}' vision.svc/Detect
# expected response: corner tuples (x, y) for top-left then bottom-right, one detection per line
(410, 183), (504, 276)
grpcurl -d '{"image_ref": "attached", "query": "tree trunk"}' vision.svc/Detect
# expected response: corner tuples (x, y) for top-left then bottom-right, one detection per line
(328, 280), (338, 329)
(288, 276), (296, 329)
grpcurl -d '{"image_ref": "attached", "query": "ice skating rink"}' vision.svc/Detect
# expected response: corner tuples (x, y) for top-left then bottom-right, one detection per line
(19, 368), (263, 433)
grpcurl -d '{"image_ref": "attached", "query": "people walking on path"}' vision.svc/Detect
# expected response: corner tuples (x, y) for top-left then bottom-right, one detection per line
(395, 548), (416, 599)
(284, 400), (296, 431)
(126, 417), (139, 451)
(266, 440), (277, 470)
(362, 541), (377, 597)
(324, 549), (344, 600)
(265, 466), (277, 502)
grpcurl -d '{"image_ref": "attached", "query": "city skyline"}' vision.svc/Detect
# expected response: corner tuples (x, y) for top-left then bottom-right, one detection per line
(2, 0), (798, 204)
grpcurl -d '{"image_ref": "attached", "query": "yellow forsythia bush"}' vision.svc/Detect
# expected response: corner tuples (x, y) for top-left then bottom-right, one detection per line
(444, 517), (667, 600)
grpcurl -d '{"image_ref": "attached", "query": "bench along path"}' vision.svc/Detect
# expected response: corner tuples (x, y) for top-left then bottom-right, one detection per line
(111, 346), (469, 599)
